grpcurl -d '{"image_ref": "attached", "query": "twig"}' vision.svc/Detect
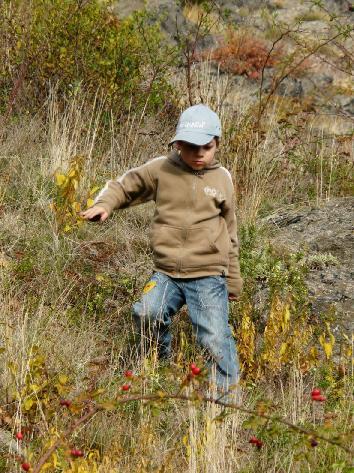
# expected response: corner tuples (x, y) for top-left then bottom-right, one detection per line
(32, 391), (352, 471)
(257, 27), (349, 128)
(32, 406), (97, 473)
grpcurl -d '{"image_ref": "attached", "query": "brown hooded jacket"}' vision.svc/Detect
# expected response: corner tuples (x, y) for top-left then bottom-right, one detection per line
(94, 151), (243, 296)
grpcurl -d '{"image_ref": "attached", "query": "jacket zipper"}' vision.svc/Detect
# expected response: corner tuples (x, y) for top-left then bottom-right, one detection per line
(177, 171), (202, 276)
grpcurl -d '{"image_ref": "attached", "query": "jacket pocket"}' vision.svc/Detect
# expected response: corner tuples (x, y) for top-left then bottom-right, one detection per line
(210, 218), (231, 265)
(150, 224), (182, 269)
(183, 219), (230, 268)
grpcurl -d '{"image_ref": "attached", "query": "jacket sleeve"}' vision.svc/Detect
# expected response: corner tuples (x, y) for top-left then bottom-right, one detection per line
(221, 187), (243, 297)
(93, 160), (157, 215)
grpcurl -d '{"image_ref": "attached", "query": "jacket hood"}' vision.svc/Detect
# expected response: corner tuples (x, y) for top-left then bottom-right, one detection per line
(168, 150), (221, 175)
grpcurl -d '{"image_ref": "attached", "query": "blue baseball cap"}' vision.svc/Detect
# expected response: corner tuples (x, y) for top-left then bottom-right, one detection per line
(169, 104), (221, 146)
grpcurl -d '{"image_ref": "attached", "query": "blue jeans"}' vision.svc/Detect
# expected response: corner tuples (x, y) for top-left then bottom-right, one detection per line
(132, 272), (239, 392)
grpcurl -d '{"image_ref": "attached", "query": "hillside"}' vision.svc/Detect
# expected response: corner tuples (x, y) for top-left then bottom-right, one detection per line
(0, 0), (353, 471)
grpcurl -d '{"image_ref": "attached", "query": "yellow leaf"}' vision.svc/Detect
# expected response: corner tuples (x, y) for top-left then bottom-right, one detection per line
(89, 186), (100, 196)
(319, 329), (335, 360)
(309, 346), (318, 359)
(324, 342), (333, 359)
(72, 178), (79, 190)
(143, 281), (157, 294)
(281, 304), (290, 332)
(54, 384), (68, 395)
(64, 224), (71, 232)
(23, 398), (34, 411)
(41, 462), (54, 471)
(52, 452), (59, 468)
(72, 201), (81, 212)
(55, 173), (66, 186)
(58, 374), (68, 385)
(95, 274), (104, 282)
(86, 198), (94, 208)
(279, 342), (288, 356)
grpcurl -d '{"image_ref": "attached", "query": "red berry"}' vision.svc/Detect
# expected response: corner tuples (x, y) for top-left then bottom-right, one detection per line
(16, 432), (24, 440)
(255, 439), (263, 449)
(191, 367), (201, 376)
(21, 463), (30, 472)
(124, 370), (133, 378)
(311, 388), (321, 397)
(310, 438), (318, 447)
(60, 399), (72, 407)
(122, 384), (130, 391)
(70, 448), (84, 457)
(190, 363), (197, 370)
(249, 436), (263, 448)
(312, 394), (326, 402)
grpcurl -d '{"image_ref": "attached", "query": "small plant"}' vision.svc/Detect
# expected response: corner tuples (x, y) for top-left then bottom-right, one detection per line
(306, 252), (339, 269)
(200, 28), (282, 78)
(51, 155), (98, 233)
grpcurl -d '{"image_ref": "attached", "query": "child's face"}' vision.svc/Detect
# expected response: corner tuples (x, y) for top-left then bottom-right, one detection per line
(176, 138), (218, 171)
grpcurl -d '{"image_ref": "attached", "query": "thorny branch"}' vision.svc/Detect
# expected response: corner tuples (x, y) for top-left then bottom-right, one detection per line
(32, 390), (352, 471)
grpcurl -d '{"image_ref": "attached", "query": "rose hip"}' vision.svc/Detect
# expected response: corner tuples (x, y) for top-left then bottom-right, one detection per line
(312, 394), (326, 402)
(60, 399), (72, 407)
(70, 448), (84, 458)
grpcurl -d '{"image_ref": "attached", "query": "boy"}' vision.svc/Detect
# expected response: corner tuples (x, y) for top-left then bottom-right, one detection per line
(81, 104), (243, 396)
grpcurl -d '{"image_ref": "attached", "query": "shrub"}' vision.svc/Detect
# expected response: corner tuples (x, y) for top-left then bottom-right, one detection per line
(0, 0), (175, 115)
(200, 28), (282, 78)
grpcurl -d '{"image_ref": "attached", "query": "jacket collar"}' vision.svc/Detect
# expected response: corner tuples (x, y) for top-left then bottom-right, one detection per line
(167, 150), (221, 176)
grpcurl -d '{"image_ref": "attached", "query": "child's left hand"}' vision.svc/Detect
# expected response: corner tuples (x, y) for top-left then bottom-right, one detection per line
(228, 294), (238, 301)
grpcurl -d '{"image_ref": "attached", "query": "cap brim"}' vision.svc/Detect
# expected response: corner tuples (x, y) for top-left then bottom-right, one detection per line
(169, 132), (216, 146)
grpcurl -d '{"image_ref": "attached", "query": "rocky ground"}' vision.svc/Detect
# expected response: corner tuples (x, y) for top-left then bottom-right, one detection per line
(263, 197), (353, 335)
(114, 0), (354, 128)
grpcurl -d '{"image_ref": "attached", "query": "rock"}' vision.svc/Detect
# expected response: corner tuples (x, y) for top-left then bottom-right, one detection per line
(277, 78), (304, 98)
(112, 0), (191, 41)
(299, 74), (334, 97)
(332, 96), (354, 116)
(263, 197), (354, 334)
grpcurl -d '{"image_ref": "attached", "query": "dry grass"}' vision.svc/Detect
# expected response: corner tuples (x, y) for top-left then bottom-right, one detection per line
(0, 69), (353, 471)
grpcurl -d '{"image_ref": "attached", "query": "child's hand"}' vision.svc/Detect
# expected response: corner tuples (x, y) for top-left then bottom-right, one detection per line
(228, 294), (238, 302)
(80, 206), (108, 222)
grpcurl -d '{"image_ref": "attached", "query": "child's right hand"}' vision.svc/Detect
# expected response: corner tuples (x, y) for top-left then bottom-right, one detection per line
(80, 206), (109, 222)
